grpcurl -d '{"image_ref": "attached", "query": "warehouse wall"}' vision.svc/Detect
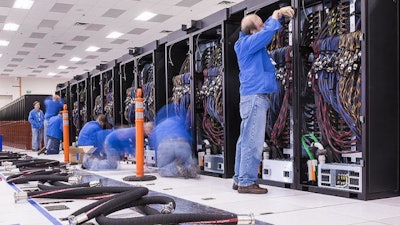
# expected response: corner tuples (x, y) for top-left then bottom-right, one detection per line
(0, 77), (68, 108)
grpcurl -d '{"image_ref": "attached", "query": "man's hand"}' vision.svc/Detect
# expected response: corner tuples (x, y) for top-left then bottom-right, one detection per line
(280, 6), (295, 18)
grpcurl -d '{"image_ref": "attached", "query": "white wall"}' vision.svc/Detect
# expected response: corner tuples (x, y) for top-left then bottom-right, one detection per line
(0, 77), (69, 108)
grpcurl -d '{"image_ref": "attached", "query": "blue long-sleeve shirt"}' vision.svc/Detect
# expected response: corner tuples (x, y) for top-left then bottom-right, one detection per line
(28, 109), (44, 129)
(46, 115), (63, 140)
(77, 121), (103, 146)
(149, 116), (192, 150)
(44, 97), (64, 120)
(234, 17), (282, 96)
(103, 128), (136, 157)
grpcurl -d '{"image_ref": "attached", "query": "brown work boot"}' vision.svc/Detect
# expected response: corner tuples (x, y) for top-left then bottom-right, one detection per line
(232, 183), (238, 190)
(238, 184), (268, 194)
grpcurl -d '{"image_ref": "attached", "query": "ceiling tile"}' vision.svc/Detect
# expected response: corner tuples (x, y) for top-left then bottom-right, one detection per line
(111, 39), (128, 44)
(176, 0), (199, 7)
(0, 0), (13, 7)
(59, 71), (69, 74)
(61, 45), (76, 50)
(50, 3), (73, 13)
(38, 65), (49, 68)
(7, 64), (18, 67)
(4, 69), (13, 72)
(38, 19), (59, 29)
(127, 28), (148, 34)
(76, 61), (87, 65)
(149, 14), (173, 23)
(0, 15), (6, 23)
(1, 73), (10, 76)
(22, 43), (38, 48)
(44, 59), (57, 63)
(27, 74), (37, 77)
(85, 24), (105, 31)
(30, 32), (47, 39)
(17, 51), (30, 55)
(32, 70), (42, 73)
(11, 58), (23, 62)
(98, 48), (112, 52)
(101, 9), (126, 18)
(68, 66), (77, 69)
(52, 53), (65, 57)
(71, 36), (89, 41)
(85, 55), (98, 59)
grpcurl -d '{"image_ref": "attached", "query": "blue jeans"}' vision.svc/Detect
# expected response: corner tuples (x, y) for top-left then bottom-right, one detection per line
(157, 139), (194, 177)
(31, 128), (43, 150)
(46, 136), (60, 154)
(43, 119), (49, 147)
(234, 94), (269, 187)
(82, 147), (121, 170)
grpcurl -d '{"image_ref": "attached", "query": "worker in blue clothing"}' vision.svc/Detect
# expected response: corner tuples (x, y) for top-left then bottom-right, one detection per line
(77, 114), (108, 147)
(43, 94), (64, 147)
(82, 123), (153, 170)
(149, 103), (198, 178)
(28, 101), (44, 151)
(39, 111), (63, 155)
(233, 6), (294, 194)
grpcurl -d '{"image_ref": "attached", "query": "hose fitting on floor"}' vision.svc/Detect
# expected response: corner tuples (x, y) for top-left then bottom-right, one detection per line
(14, 191), (28, 203)
(68, 175), (82, 184)
(237, 213), (255, 225)
(68, 213), (88, 225)
(160, 202), (175, 214)
(89, 180), (102, 187)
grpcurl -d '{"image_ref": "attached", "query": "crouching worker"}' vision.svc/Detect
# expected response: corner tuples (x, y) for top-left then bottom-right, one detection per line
(150, 104), (199, 179)
(82, 123), (153, 170)
(39, 111), (63, 155)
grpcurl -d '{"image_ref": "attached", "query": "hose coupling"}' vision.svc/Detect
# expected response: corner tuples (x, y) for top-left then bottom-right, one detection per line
(89, 180), (102, 187)
(68, 175), (82, 184)
(160, 202), (175, 214)
(237, 213), (255, 225)
(68, 213), (88, 225)
(14, 191), (28, 203)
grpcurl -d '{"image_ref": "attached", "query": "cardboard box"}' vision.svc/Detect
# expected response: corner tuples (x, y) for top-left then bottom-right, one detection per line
(69, 147), (85, 164)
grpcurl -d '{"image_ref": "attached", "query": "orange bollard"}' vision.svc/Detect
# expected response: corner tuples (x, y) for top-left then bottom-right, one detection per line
(135, 88), (144, 177)
(63, 104), (70, 163)
(123, 88), (156, 182)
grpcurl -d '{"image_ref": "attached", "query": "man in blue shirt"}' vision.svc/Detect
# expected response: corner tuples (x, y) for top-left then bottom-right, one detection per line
(43, 94), (64, 147)
(40, 111), (63, 155)
(233, 6), (294, 194)
(77, 114), (108, 147)
(28, 101), (44, 151)
(82, 122), (153, 170)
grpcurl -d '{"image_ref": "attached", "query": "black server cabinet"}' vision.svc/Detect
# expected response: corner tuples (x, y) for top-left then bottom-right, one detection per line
(69, 73), (90, 143)
(190, 8), (241, 178)
(56, 81), (72, 145)
(293, 0), (399, 200)
(90, 70), (103, 121)
(135, 40), (166, 122)
(118, 54), (136, 126)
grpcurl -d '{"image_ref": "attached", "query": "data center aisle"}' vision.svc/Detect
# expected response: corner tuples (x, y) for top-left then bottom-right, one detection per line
(1, 146), (400, 225)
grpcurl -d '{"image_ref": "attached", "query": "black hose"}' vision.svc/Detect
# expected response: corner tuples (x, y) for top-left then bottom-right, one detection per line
(28, 186), (137, 199)
(96, 213), (239, 225)
(7, 174), (69, 184)
(37, 182), (93, 190)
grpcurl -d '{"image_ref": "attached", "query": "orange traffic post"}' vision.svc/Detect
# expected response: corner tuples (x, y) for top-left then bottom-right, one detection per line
(135, 88), (144, 177)
(62, 104), (70, 163)
(123, 88), (156, 182)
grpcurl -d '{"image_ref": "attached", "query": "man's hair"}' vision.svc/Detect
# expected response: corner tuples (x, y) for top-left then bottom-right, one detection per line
(96, 114), (107, 123)
(241, 14), (258, 35)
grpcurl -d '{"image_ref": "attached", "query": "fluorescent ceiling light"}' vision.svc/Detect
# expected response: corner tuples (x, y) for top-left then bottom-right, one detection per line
(47, 72), (56, 76)
(134, 11), (156, 21)
(57, 65), (68, 69)
(3, 23), (20, 31)
(13, 0), (34, 9)
(70, 57), (81, 62)
(106, 31), (123, 39)
(86, 46), (100, 52)
(0, 54), (2, 57)
(0, 40), (10, 46)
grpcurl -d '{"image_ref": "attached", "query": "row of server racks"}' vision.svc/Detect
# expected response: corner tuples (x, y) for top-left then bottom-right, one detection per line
(55, 0), (399, 200)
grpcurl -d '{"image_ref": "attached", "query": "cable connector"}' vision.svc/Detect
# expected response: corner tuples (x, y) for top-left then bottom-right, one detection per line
(237, 213), (255, 225)
(68, 175), (82, 184)
(89, 180), (102, 187)
(68, 213), (88, 225)
(160, 202), (175, 214)
(1, 161), (13, 167)
(14, 191), (28, 203)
